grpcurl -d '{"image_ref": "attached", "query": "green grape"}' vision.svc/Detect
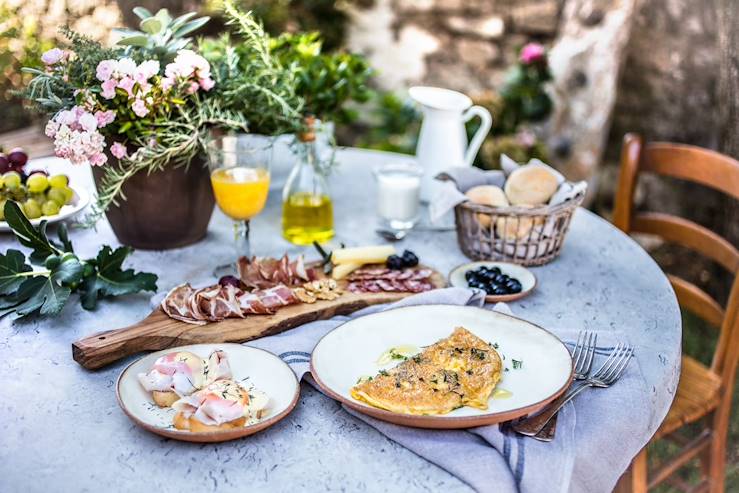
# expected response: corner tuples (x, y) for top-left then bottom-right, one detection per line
(11, 185), (27, 201)
(27, 173), (49, 193)
(3, 171), (21, 189)
(23, 198), (42, 219)
(0, 199), (6, 220)
(47, 188), (66, 206)
(49, 174), (69, 188)
(60, 186), (74, 204)
(0, 176), (5, 189)
(41, 200), (60, 216)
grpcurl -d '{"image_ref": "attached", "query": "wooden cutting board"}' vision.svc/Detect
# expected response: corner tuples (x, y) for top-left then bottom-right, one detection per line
(72, 267), (446, 370)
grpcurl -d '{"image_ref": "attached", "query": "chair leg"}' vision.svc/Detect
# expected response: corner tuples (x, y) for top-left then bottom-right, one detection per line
(614, 449), (648, 493)
(708, 414), (727, 493)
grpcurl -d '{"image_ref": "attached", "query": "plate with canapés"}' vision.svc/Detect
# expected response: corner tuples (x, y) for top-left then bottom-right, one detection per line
(311, 305), (572, 429)
(117, 344), (300, 442)
(449, 261), (536, 302)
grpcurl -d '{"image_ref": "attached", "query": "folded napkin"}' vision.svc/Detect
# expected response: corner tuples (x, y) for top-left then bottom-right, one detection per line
(245, 288), (650, 493)
(429, 154), (587, 223)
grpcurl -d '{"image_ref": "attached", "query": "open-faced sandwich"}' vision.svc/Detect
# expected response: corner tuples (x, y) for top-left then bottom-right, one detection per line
(137, 349), (232, 407)
(171, 379), (269, 432)
(351, 327), (502, 415)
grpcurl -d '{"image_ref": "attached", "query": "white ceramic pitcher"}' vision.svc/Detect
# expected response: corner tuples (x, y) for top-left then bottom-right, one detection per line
(409, 86), (492, 201)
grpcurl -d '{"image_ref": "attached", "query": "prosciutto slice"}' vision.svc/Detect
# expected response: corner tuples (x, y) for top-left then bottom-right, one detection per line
(346, 267), (435, 294)
(237, 254), (317, 290)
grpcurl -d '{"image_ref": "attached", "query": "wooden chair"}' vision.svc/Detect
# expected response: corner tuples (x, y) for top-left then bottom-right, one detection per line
(612, 134), (739, 493)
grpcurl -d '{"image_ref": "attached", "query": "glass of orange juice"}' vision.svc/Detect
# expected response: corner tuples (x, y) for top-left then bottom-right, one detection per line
(208, 135), (271, 272)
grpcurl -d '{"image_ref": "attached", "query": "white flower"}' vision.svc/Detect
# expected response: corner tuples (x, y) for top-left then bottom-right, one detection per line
(117, 58), (137, 76)
(78, 112), (98, 132)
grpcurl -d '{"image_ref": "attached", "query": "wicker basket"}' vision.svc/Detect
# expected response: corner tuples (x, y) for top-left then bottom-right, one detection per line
(454, 193), (584, 266)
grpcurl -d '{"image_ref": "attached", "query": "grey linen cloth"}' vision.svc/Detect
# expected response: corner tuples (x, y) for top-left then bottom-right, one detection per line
(245, 288), (647, 493)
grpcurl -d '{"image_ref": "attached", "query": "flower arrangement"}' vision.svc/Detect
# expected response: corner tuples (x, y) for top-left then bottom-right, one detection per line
(23, 6), (258, 219)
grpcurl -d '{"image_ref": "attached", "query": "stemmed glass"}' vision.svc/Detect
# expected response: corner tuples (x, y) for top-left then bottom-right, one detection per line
(208, 135), (272, 276)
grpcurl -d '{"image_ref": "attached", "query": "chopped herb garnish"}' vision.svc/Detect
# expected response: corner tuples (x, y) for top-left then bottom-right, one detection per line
(412, 355), (422, 364)
(379, 370), (389, 376)
(466, 369), (473, 375)
(512, 359), (523, 370)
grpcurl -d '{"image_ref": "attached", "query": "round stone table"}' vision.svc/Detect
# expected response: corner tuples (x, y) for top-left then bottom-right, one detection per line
(0, 149), (681, 492)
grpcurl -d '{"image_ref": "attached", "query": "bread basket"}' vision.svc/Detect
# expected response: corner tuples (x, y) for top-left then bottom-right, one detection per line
(454, 193), (584, 266)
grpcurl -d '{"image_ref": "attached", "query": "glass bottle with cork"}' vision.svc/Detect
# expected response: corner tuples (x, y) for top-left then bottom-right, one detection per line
(281, 116), (335, 244)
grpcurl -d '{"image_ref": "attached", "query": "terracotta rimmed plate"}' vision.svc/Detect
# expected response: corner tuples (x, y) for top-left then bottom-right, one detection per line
(117, 344), (300, 442)
(311, 305), (572, 429)
(448, 261), (537, 303)
(0, 186), (90, 232)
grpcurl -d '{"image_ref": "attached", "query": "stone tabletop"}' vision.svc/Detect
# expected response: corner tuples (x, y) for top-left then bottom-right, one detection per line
(0, 148), (681, 492)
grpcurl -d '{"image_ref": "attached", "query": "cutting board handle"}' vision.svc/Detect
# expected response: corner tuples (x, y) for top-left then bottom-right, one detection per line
(72, 309), (183, 370)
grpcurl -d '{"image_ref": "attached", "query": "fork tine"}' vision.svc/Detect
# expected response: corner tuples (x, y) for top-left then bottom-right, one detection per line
(605, 346), (634, 384)
(572, 331), (585, 372)
(592, 342), (624, 378)
(602, 345), (631, 382)
(584, 332), (597, 374)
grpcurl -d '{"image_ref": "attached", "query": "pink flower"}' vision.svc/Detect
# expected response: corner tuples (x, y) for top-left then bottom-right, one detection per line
(161, 77), (174, 91)
(186, 81), (199, 94)
(78, 112), (98, 132)
(132, 98), (149, 117)
(94, 110), (115, 128)
(135, 60), (160, 83)
(101, 79), (117, 99)
(520, 43), (546, 64)
(96, 60), (116, 81)
(41, 48), (65, 65)
(117, 58), (137, 76)
(44, 120), (60, 138)
(117, 76), (136, 98)
(199, 77), (215, 91)
(89, 152), (107, 166)
(110, 142), (127, 159)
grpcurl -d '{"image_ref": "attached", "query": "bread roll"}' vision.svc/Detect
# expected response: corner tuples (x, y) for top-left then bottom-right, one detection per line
(495, 205), (544, 240)
(504, 166), (559, 205)
(152, 390), (180, 408)
(173, 412), (247, 432)
(465, 185), (509, 228)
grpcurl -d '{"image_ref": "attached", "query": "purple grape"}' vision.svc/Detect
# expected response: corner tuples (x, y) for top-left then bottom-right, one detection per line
(218, 275), (243, 288)
(8, 148), (27, 168)
(0, 154), (9, 174)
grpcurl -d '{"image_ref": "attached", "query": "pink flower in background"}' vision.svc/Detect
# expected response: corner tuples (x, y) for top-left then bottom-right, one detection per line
(135, 60), (160, 84)
(78, 112), (98, 132)
(186, 81), (199, 94)
(41, 48), (65, 65)
(96, 60), (116, 81)
(94, 110), (115, 128)
(110, 142), (127, 159)
(132, 98), (149, 117)
(117, 76), (136, 98)
(101, 79), (117, 99)
(89, 152), (107, 166)
(520, 43), (546, 64)
(199, 77), (215, 91)
(117, 58), (137, 76)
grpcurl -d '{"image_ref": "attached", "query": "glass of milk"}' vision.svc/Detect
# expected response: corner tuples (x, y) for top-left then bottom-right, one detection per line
(373, 162), (423, 232)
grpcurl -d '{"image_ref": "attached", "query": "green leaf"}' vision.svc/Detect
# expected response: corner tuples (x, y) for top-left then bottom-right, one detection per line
(133, 7), (153, 20)
(6, 276), (70, 319)
(118, 35), (150, 47)
(57, 224), (74, 253)
(0, 249), (32, 295)
(173, 17), (209, 38)
(78, 246), (157, 310)
(171, 12), (197, 29)
(4, 201), (60, 264)
(140, 17), (162, 35)
(52, 257), (85, 286)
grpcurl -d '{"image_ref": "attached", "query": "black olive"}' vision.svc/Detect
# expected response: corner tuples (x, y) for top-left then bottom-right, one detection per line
(401, 250), (419, 267)
(387, 255), (404, 270)
(465, 270), (476, 281)
(493, 286), (509, 295)
(507, 280), (523, 293)
(494, 274), (507, 284)
(490, 267), (502, 275)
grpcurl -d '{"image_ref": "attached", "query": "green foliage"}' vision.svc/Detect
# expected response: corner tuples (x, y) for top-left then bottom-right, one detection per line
(0, 201), (157, 319)
(493, 52), (553, 135)
(116, 7), (210, 63)
(477, 132), (549, 171)
(270, 31), (373, 123)
(200, 0), (303, 135)
(351, 92), (420, 155)
(0, 3), (53, 132)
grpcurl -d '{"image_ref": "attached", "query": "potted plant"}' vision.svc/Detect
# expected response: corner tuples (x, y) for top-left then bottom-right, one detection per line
(201, 22), (373, 189)
(22, 7), (251, 249)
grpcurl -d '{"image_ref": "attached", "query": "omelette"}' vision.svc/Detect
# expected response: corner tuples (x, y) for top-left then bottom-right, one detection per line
(351, 327), (503, 415)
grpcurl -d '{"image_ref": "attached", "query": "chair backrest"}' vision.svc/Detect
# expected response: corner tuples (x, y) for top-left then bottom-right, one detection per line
(613, 133), (739, 386)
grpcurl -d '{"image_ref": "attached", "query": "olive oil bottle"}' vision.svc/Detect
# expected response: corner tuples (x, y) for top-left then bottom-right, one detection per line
(282, 117), (335, 245)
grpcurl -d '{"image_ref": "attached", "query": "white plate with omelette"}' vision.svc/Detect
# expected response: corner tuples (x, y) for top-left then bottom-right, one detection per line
(117, 344), (300, 442)
(310, 305), (572, 429)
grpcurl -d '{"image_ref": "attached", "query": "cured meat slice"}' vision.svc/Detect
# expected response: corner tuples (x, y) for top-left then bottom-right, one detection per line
(345, 267), (435, 294)
(161, 284), (207, 325)
(238, 254), (317, 290)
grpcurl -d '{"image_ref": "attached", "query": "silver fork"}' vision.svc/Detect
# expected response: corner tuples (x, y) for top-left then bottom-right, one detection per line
(510, 331), (596, 437)
(513, 340), (633, 437)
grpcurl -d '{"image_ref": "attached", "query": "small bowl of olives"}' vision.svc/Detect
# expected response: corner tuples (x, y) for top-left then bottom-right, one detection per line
(448, 261), (536, 302)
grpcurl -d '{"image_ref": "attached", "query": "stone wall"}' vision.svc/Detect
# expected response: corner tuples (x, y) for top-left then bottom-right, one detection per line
(345, 0), (564, 92)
